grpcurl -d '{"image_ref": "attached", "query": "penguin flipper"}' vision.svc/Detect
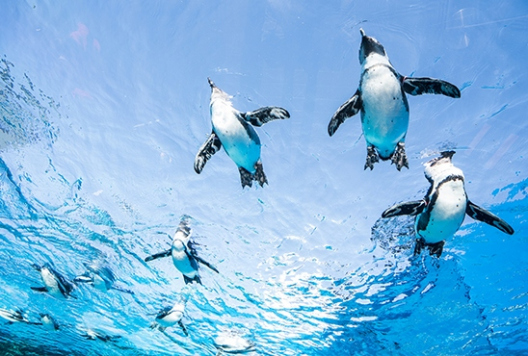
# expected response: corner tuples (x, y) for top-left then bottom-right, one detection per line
(31, 286), (49, 293)
(179, 320), (189, 336)
(194, 255), (219, 274)
(145, 249), (172, 262)
(466, 201), (514, 235)
(328, 90), (361, 136)
(402, 77), (461, 98)
(194, 131), (222, 174)
(382, 200), (426, 218)
(244, 107), (290, 127)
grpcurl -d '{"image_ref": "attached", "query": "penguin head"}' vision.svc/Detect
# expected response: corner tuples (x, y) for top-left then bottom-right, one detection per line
(358, 29), (387, 64)
(424, 150), (464, 182)
(208, 77), (232, 105)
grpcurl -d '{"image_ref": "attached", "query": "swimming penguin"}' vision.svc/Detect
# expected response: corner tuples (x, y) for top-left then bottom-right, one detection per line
(0, 308), (42, 326)
(381, 151), (514, 257)
(328, 29), (461, 170)
(74, 263), (134, 294)
(145, 217), (219, 284)
(40, 313), (59, 331)
(150, 302), (188, 335)
(31, 263), (74, 299)
(194, 78), (290, 188)
(81, 328), (122, 342)
(214, 331), (256, 354)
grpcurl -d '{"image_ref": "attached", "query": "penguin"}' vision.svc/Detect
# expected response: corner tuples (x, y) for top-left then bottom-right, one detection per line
(150, 302), (188, 335)
(328, 29), (461, 170)
(381, 151), (514, 257)
(40, 313), (59, 331)
(74, 263), (134, 294)
(31, 263), (74, 298)
(194, 78), (290, 188)
(214, 331), (256, 354)
(0, 308), (41, 326)
(81, 328), (122, 342)
(145, 217), (219, 284)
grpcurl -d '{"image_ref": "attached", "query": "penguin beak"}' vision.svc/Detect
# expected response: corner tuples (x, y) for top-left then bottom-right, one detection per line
(359, 28), (366, 37)
(440, 150), (456, 159)
(208, 77), (216, 89)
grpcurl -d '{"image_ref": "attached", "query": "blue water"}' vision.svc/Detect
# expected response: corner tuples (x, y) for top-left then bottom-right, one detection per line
(1, 1), (527, 355)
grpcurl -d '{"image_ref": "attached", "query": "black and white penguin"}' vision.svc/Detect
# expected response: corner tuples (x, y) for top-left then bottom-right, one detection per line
(194, 78), (290, 188)
(150, 302), (188, 335)
(382, 151), (514, 257)
(40, 313), (60, 331)
(328, 29), (461, 170)
(81, 328), (122, 342)
(0, 308), (26, 324)
(74, 263), (133, 294)
(0, 308), (41, 326)
(145, 217), (219, 284)
(31, 263), (74, 299)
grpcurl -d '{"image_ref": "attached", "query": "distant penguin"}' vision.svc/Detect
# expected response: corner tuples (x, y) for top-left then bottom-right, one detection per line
(40, 313), (59, 331)
(194, 78), (290, 188)
(31, 263), (74, 299)
(0, 308), (41, 326)
(382, 151), (514, 257)
(328, 29), (461, 170)
(214, 331), (256, 354)
(74, 263), (133, 294)
(150, 302), (188, 335)
(81, 328), (122, 342)
(145, 217), (219, 284)
(0, 308), (26, 324)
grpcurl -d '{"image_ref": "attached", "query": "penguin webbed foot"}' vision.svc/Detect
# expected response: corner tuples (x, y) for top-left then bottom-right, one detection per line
(364, 146), (379, 170)
(254, 161), (268, 187)
(183, 275), (202, 285)
(238, 164), (267, 188)
(238, 167), (253, 188)
(391, 142), (409, 171)
(414, 238), (444, 258)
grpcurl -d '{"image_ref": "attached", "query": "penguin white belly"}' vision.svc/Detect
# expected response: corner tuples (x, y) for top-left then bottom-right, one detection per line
(360, 67), (408, 158)
(211, 104), (260, 173)
(41, 269), (62, 297)
(171, 251), (198, 279)
(158, 311), (183, 327)
(417, 183), (467, 243)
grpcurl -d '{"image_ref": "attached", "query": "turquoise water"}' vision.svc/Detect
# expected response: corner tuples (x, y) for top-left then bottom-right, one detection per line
(0, 1), (527, 355)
